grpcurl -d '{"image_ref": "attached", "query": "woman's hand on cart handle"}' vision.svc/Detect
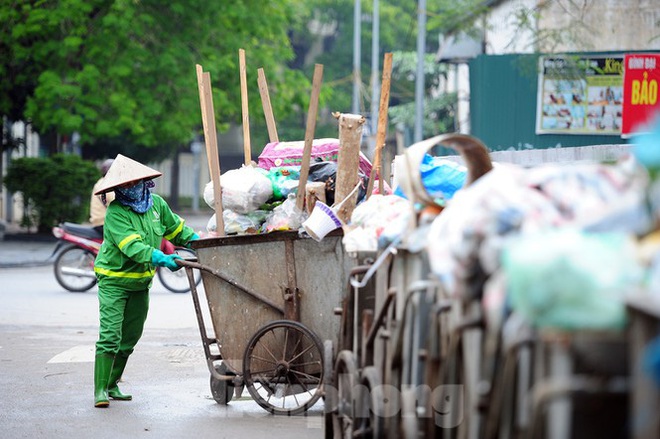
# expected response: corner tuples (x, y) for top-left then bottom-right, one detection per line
(152, 249), (183, 271)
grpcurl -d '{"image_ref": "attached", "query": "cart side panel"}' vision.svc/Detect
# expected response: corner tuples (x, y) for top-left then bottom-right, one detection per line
(196, 238), (290, 373)
(293, 235), (350, 346)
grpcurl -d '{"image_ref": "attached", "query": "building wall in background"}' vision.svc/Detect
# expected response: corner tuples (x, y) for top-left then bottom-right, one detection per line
(484, 0), (538, 54)
(537, 0), (660, 53)
(1, 121), (41, 224)
(485, 0), (660, 54)
(449, 0), (660, 150)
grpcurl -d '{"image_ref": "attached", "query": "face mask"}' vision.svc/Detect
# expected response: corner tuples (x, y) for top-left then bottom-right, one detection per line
(116, 181), (146, 201)
(115, 180), (155, 213)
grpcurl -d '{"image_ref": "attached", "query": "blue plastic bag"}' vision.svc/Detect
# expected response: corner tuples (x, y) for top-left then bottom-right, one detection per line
(395, 154), (466, 203)
(643, 334), (660, 387)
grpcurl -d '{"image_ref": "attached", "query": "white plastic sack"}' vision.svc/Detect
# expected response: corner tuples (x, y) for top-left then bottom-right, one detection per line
(206, 210), (269, 235)
(342, 194), (411, 252)
(204, 166), (273, 214)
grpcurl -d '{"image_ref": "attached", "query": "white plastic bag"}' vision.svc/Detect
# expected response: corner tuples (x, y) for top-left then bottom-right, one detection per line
(342, 194), (411, 252)
(263, 195), (307, 232)
(206, 210), (269, 235)
(204, 166), (273, 214)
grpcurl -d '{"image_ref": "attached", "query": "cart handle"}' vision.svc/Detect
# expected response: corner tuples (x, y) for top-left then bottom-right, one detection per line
(349, 238), (400, 288)
(176, 259), (285, 315)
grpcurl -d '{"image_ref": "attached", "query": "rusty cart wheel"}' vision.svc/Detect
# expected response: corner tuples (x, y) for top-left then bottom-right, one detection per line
(324, 340), (336, 438)
(354, 366), (385, 438)
(436, 336), (466, 439)
(210, 362), (234, 405)
(332, 350), (358, 438)
(243, 320), (324, 415)
(401, 387), (421, 439)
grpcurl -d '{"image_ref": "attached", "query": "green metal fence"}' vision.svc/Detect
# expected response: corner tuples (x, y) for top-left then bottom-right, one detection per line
(469, 53), (627, 151)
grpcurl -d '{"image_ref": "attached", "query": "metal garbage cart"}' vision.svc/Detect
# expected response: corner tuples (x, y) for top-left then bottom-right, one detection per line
(179, 230), (351, 415)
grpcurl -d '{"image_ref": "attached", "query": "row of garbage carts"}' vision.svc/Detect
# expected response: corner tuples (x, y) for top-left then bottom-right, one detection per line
(178, 133), (660, 438)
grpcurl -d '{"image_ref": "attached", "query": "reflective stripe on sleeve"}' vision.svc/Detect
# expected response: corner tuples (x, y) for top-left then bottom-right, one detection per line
(94, 267), (156, 278)
(118, 234), (141, 250)
(164, 220), (184, 241)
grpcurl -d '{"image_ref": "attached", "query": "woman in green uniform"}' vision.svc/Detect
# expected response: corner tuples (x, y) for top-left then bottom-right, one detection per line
(92, 154), (199, 408)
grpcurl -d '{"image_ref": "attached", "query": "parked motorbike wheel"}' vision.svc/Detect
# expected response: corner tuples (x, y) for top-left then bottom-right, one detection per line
(54, 244), (98, 292)
(156, 247), (201, 293)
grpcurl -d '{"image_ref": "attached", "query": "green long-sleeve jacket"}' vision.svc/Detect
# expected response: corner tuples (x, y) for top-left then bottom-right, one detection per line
(94, 194), (196, 291)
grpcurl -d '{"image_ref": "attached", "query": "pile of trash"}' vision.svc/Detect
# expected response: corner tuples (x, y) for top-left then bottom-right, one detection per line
(202, 138), (376, 236)
(339, 131), (660, 335)
(342, 155), (468, 252)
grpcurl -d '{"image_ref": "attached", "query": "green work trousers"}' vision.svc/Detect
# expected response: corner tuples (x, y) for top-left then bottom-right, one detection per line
(95, 284), (150, 357)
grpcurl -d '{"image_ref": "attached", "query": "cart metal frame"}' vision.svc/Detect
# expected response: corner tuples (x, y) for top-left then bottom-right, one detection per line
(180, 230), (349, 415)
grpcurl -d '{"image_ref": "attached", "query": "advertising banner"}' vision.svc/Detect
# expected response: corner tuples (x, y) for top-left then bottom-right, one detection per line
(622, 53), (660, 136)
(536, 55), (624, 135)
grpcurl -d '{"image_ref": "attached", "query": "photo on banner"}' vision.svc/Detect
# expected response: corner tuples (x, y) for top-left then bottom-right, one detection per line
(536, 55), (624, 135)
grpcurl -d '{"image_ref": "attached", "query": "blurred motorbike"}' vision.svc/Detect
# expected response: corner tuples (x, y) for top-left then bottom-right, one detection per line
(51, 222), (201, 293)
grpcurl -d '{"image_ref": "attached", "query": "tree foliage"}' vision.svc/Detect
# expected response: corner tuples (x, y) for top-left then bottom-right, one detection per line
(285, 0), (485, 141)
(1, 0), (309, 157)
(1, 0), (491, 159)
(3, 154), (99, 231)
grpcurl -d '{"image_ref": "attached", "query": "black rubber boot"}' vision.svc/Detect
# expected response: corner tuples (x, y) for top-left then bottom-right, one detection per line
(107, 354), (132, 401)
(94, 354), (114, 408)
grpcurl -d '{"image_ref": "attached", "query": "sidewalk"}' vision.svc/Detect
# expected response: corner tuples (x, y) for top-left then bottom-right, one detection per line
(0, 211), (211, 268)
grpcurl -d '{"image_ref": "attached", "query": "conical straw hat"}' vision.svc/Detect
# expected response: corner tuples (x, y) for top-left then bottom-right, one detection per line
(94, 154), (162, 195)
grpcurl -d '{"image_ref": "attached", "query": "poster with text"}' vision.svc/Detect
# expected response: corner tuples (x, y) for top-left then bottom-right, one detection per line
(536, 55), (624, 135)
(622, 53), (660, 136)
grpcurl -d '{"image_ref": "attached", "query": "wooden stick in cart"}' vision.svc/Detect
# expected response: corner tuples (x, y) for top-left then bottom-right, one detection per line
(195, 64), (225, 236)
(257, 68), (279, 143)
(367, 52), (393, 198)
(334, 113), (366, 223)
(196, 65), (212, 178)
(239, 49), (251, 166)
(295, 64), (324, 212)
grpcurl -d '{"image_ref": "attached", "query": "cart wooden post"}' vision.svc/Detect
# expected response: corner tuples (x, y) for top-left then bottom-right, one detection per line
(257, 68), (279, 143)
(195, 64), (225, 236)
(239, 49), (252, 165)
(367, 52), (393, 197)
(333, 113), (366, 223)
(295, 64), (324, 212)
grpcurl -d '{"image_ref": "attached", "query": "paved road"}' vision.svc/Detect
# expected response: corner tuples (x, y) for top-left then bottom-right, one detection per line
(0, 215), (327, 439)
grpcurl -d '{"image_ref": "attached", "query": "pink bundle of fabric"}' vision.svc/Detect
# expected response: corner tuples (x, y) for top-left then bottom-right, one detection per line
(257, 138), (373, 177)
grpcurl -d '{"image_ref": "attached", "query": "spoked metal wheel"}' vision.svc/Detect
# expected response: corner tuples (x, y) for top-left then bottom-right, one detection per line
(53, 245), (97, 292)
(156, 247), (201, 293)
(333, 350), (358, 438)
(354, 366), (385, 438)
(243, 320), (324, 415)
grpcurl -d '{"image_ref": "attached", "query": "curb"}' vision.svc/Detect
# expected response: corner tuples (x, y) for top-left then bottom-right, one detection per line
(0, 234), (57, 268)
(0, 259), (54, 269)
(3, 233), (57, 243)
